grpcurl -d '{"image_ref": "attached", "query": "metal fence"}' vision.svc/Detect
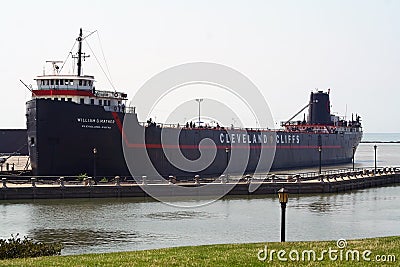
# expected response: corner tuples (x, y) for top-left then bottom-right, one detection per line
(1, 166), (398, 187)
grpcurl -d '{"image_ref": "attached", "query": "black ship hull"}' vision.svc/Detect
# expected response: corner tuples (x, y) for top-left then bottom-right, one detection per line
(27, 98), (362, 178)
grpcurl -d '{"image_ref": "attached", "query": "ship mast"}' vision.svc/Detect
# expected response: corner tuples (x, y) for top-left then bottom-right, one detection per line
(74, 28), (89, 76)
(77, 28), (83, 76)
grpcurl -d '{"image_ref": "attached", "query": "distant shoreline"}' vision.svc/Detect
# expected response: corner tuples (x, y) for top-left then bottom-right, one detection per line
(361, 141), (400, 143)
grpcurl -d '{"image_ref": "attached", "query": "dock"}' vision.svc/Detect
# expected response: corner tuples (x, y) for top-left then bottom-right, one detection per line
(1, 167), (399, 200)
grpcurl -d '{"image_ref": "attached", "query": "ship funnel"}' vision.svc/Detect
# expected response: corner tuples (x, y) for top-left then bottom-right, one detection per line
(307, 91), (332, 125)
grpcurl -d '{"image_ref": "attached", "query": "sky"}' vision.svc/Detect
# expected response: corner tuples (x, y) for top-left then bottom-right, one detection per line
(0, 0), (399, 132)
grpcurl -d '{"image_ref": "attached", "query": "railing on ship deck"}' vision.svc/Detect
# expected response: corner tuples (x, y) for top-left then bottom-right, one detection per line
(104, 105), (135, 113)
(136, 121), (362, 135)
(138, 122), (278, 132)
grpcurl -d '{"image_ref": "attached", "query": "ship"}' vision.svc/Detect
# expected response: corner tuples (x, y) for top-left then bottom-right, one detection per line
(26, 29), (363, 179)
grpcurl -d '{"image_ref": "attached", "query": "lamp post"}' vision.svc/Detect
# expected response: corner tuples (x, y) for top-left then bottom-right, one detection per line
(374, 145), (377, 172)
(352, 146), (356, 171)
(318, 146), (322, 174)
(277, 188), (289, 242)
(195, 98), (203, 126)
(93, 147), (97, 184)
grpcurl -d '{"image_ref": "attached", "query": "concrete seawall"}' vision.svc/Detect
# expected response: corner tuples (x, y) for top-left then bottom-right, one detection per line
(1, 170), (399, 200)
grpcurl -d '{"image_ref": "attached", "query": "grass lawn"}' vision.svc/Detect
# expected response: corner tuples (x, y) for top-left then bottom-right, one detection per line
(0, 236), (398, 266)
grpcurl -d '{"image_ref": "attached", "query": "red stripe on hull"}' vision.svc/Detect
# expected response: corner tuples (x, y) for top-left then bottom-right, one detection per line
(129, 144), (341, 150)
(33, 90), (94, 97)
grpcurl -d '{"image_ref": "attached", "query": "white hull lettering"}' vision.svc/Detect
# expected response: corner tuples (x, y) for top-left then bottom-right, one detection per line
(220, 132), (300, 145)
(77, 118), (115, 124)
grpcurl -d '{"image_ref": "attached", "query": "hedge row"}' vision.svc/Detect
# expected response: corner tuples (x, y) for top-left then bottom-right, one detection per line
(0, 234), (62, 259)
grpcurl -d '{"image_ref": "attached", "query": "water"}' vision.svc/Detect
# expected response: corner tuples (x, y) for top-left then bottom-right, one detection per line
(1, 186), (399, 255)
(1, 139), (399, 255)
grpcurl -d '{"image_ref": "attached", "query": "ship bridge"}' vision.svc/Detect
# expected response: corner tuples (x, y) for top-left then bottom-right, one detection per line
(32, 74), (129, 112)
(35, 75), (95, 91)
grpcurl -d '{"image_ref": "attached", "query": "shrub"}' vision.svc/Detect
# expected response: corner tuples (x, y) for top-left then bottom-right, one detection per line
(0, 234), (63, 259)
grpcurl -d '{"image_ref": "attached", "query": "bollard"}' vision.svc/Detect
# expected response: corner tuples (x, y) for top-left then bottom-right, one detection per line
(171, 176), (177, 184)
(245, 174), (252, 184)
(220, 175), (226, 184)
(87, 177), (93, 186)
(59, 177), (65, 187)
(31, 177), (36, 187)
(194, 174), (200, 184)
(168, 175), (174, 185)
(2, 177), (6, 188)
(142, 175), (147, 185)
(115, 176), (120, 186)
